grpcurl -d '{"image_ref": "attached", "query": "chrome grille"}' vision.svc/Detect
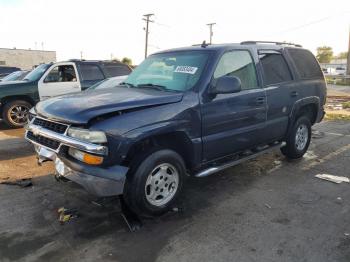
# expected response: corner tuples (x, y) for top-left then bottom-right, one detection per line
(27, 131), (60, 150)
(33, 118), (68, 134)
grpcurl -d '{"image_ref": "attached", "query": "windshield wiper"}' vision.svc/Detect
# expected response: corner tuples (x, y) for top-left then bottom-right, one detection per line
(119, 82), (135, 88)
(136, 83), (168, 91)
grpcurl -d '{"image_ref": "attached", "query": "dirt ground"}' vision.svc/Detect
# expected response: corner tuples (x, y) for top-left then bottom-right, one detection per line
(0, 122), (53, 182)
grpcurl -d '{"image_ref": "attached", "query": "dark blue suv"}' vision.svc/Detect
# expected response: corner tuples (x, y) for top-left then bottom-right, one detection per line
(25, 41), (326, 217)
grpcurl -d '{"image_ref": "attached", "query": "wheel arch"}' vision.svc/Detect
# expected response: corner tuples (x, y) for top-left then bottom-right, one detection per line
(1, 95), (35, 109)
(122, 130), (198, 172)
(289, 96), (320, 125)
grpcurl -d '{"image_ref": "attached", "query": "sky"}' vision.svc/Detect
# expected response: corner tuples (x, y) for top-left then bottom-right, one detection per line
(0, 0), (349, 64)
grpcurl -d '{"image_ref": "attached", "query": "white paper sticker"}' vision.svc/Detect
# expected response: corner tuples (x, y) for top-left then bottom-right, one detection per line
(174, 66), (198, 74)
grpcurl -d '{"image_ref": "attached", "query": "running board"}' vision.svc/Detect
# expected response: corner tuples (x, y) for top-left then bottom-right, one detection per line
(195, 142), (285, 178)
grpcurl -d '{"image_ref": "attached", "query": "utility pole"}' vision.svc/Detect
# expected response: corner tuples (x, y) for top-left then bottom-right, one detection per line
(143, 13), (154, 58)
(80, 51), (83, 60)
(206, 23), (216, 44)
(347, 27), (350, 76)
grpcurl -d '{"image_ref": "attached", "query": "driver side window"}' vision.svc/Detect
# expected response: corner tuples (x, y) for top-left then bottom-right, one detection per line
(44, 65), (77, 83)
(214, 50), (258, 90)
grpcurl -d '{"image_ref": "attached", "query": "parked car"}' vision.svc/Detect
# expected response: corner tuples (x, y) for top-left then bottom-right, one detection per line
(0, 66), (21, 79)
(25, 41), (326, 217)
(0, 70), (30, 82)
(335, 67), (346, 76)
(0, 60), (132, 128)
(87, 75), (128, 90)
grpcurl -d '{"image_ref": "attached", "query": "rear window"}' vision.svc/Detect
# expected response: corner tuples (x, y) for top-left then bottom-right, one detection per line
(80, 64), (105, 81)
(288, 49), (323, 79)
(259, 52), (292, 85)
(104, 64), (131, 77)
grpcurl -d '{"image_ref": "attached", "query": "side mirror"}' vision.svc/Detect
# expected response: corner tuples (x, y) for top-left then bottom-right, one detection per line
(209, 75), (242, 94)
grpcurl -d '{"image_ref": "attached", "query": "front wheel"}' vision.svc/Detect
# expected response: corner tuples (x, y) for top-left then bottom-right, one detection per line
(281, 116), (311, 159)
(123, 149), (186, 217)
(2, 100), (32, 128)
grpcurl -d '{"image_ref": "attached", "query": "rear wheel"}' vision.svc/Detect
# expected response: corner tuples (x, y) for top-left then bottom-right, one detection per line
(123, 149), (186, 217)
(2, 100), (32, 128)
(281, 116), (311, 159)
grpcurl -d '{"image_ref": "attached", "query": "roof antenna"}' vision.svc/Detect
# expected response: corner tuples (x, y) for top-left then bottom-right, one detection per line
(201, 40), (209, 48)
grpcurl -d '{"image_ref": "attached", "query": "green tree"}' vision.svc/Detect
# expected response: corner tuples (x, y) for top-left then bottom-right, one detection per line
(122, 57), (133, 66)
(335, 51), (348, 59)
(316, 46), (333, 63)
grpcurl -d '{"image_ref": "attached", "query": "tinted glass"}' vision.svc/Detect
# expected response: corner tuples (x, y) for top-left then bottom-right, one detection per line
(125, 51), (209, 92)
(214, 50), (258, 90)
(80, 64), (104, 81)
(259, 52), (292, 85)
(104, 65), (131, 77)
(288, 49), (323, 79)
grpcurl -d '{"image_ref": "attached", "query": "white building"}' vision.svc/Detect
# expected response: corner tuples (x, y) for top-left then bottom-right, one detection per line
(0, 48), (56, 70)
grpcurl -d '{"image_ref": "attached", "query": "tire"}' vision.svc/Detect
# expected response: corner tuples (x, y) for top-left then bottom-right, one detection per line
(123, 148), (186, 217)
(2, 100), (32, 128)
(281, 116), (311, 159)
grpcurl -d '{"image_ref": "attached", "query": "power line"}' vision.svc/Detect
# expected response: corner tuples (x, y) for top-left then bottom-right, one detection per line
(271, 11), (350, 36)
(143, 13), (154, 58)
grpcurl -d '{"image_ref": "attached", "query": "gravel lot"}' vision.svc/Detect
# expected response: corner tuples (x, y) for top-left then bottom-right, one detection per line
(0, 120), (349, 262)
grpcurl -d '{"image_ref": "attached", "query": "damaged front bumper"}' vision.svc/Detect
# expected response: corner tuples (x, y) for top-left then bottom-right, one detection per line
(55, 156), (128, 196)
(26, 118), (129, 197)
(35, 145), (128, 196)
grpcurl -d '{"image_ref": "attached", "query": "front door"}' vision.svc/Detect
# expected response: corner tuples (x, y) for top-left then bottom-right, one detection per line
(38, 62), (81, 100)
(201, 50), (267, 161)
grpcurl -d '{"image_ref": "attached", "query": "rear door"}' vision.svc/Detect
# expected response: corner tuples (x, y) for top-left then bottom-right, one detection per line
(201, 50), (267, 161)
(258, 50), (295, 141)
(38, 62), (81, 100)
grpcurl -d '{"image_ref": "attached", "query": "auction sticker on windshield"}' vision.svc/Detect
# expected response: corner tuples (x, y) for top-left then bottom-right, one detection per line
(174, 66), (198, 74)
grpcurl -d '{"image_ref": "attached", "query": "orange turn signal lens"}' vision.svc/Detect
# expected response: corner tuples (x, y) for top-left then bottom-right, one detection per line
(83, 153), (103, 165)
(68, 148), (103, 165)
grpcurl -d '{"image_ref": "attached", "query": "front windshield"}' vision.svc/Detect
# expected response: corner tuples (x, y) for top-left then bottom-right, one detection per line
(125, 51), (209, 92)
(1, 71), (22, 81)
(23, 64), (50, 82)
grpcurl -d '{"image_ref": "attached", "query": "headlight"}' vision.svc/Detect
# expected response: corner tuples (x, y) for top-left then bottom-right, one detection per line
(28, 107), (36, 121)
(67, 127), (107, 143)
(68, 148), (103, 165)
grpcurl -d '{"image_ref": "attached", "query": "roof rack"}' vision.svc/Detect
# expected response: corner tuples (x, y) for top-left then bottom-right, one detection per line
(240, 41), (302, 48)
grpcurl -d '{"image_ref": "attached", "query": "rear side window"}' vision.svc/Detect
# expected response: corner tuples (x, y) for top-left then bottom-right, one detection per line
(288, 49), (323, 79)
(259, 52), (292, 86)
(80, 64), (105, 81)
(104, 65), (131, 77)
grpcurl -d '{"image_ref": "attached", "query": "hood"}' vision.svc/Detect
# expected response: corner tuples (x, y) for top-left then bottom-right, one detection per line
(35, 87), (184, 124)
(0, 80), (28, 86)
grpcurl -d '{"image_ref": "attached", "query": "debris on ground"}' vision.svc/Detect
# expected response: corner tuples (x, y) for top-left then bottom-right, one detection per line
(311, 130), (325, 139)
(315, 174), (350, 184)
(273, 160), (282, 165)
(264, 203), (272, 209)
(0, 178), (33, 187)
(58, 207), (79, 224)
